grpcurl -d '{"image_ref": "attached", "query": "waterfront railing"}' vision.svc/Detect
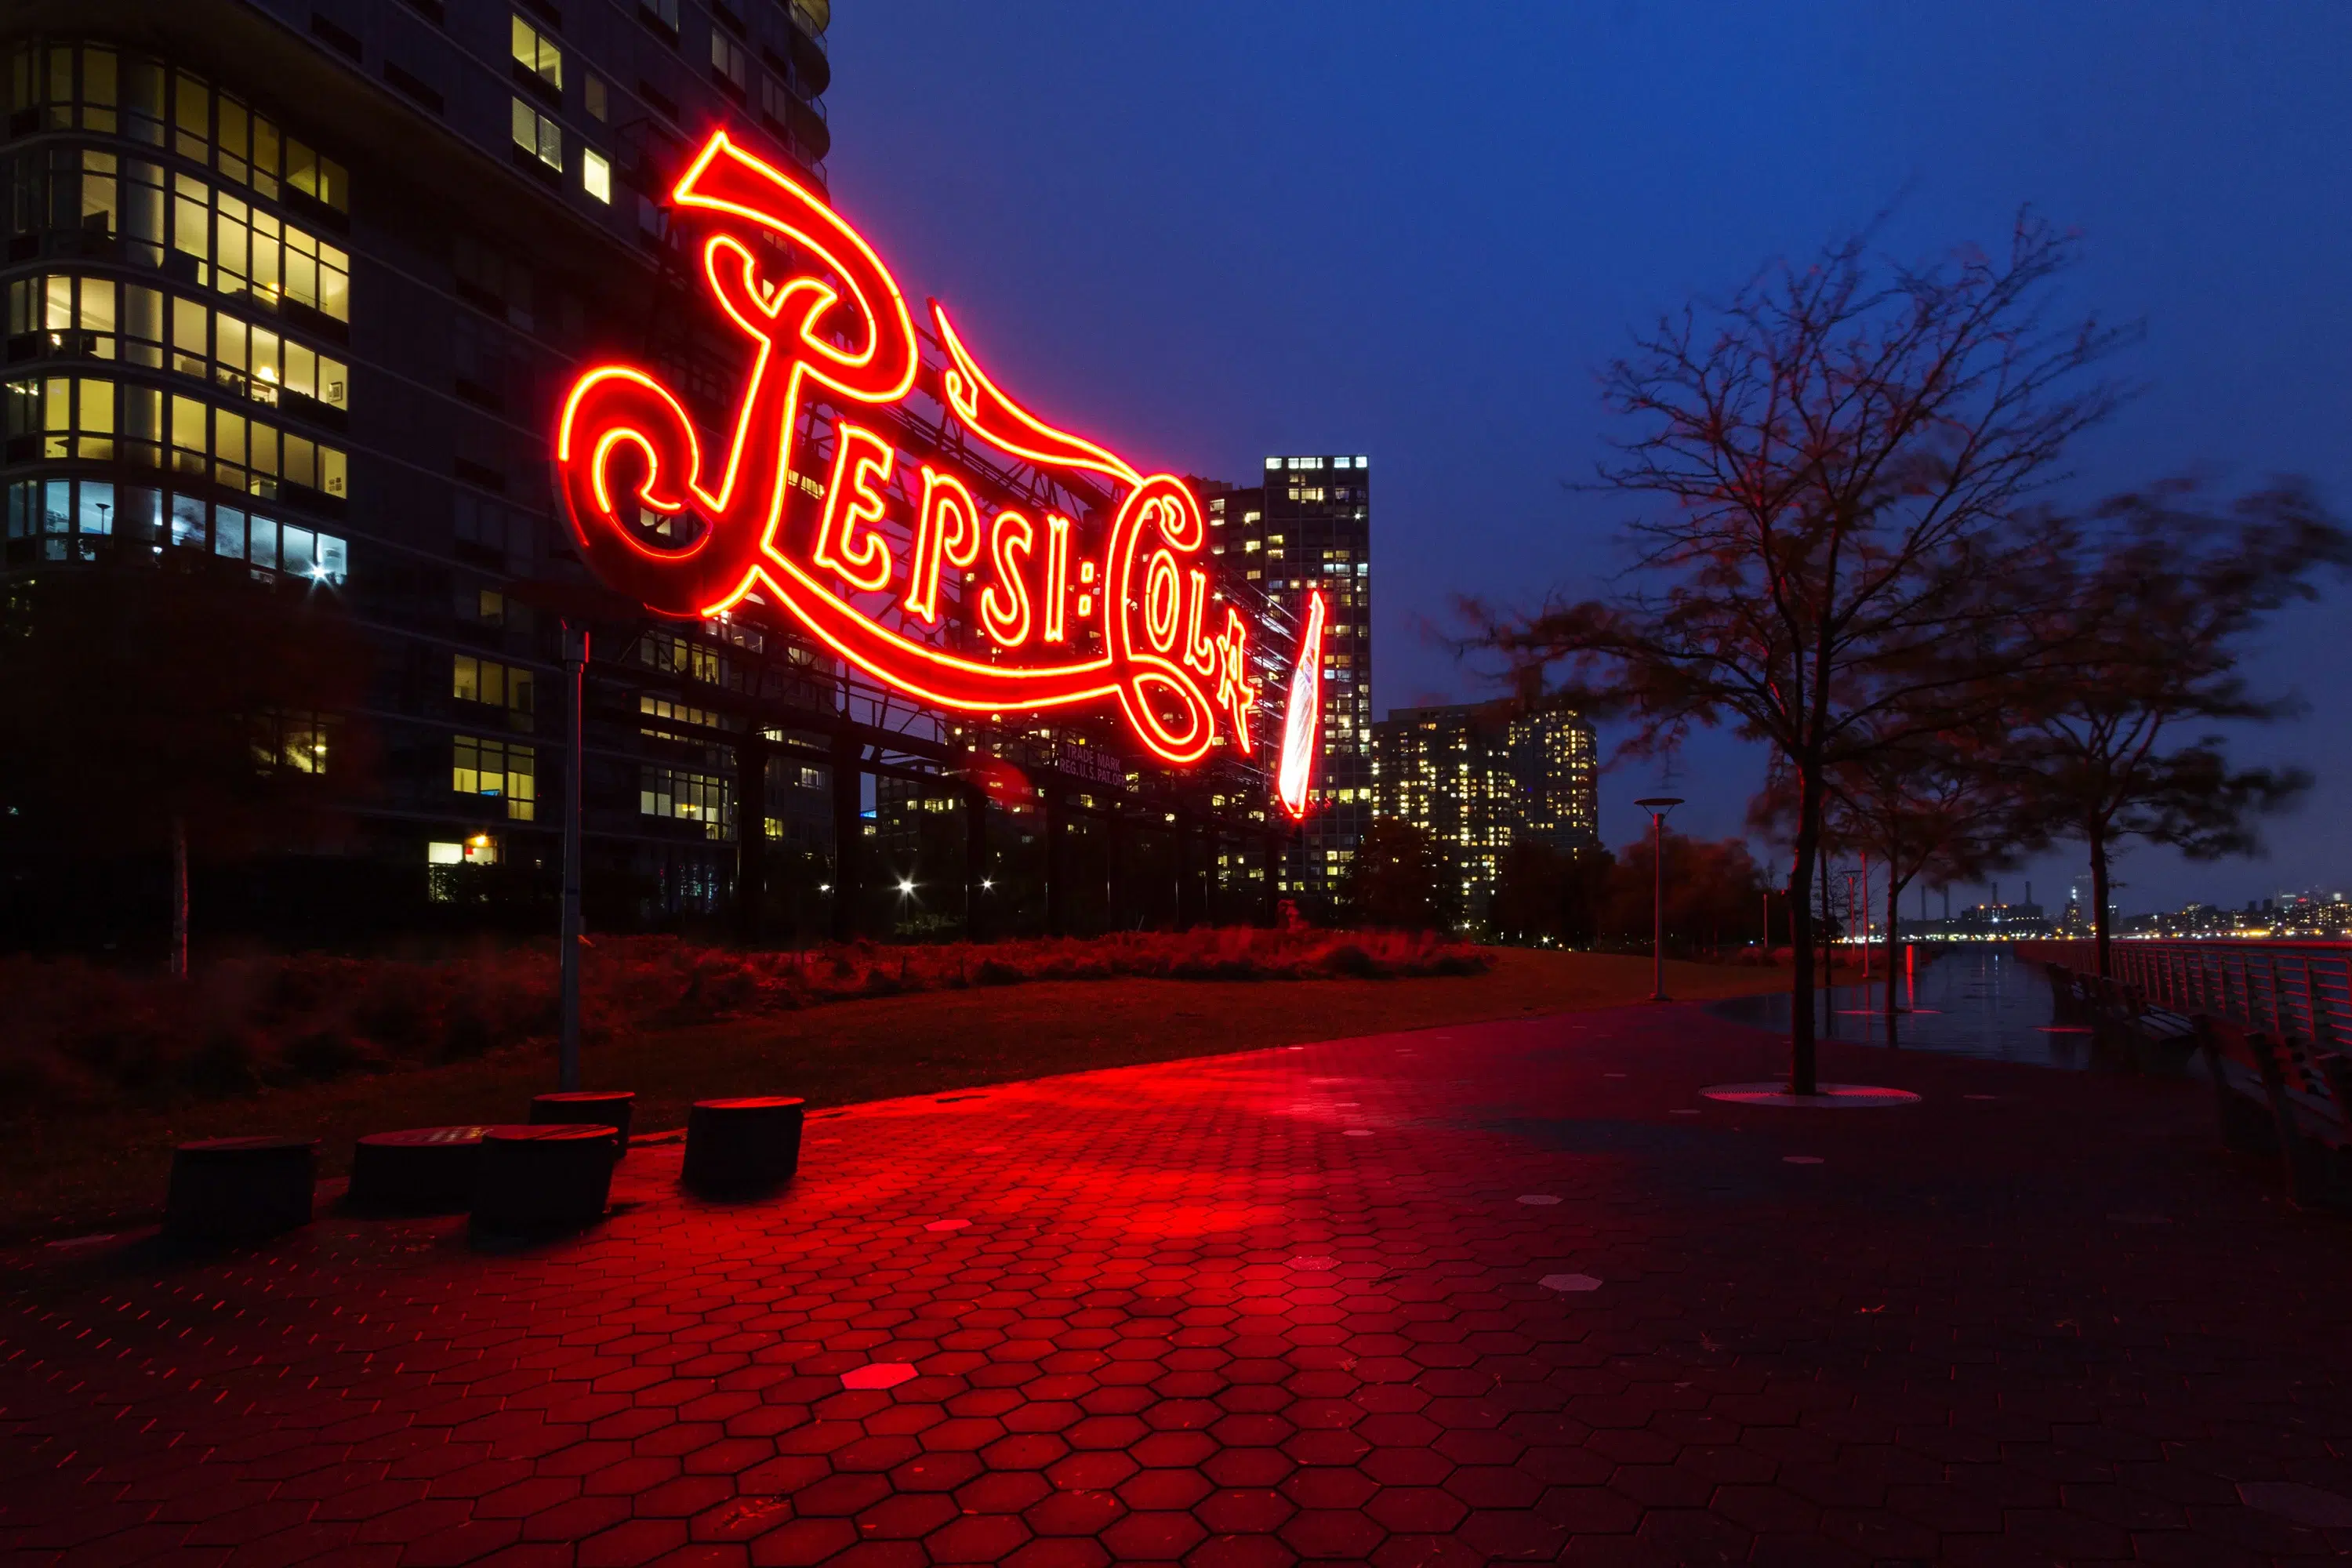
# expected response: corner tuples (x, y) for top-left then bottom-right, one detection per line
(2051, 939), (2352, 1047)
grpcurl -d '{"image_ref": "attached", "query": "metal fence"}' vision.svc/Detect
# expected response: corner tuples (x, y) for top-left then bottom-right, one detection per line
(2100, 940), (2352, 1045)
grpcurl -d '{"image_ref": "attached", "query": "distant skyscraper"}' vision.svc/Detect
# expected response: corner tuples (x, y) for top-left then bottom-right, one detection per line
(1372, 703), (1596, 926)
(1511, 709), (1599, 855)
(1204, 454), (1370, 909)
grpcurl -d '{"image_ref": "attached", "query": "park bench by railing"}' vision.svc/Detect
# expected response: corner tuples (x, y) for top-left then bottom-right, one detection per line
(2030, 939), (2352, 1209)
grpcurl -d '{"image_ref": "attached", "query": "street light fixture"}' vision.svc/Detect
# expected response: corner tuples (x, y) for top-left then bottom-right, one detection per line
(1633, 797), (1683, 1002)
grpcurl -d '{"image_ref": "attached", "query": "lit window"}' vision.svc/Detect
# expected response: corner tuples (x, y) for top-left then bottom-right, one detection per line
(639, 694), (720, 736)
(169, 187), (352, 321)
(4, 374), (116, 460)
(511, 99), (561, 171)
(147, 294), (348, 411)
(641, 765), (731, 839)
(583, 148), (611, 203)
(511, 16), (563, 91)
(455, 735), (536, 820)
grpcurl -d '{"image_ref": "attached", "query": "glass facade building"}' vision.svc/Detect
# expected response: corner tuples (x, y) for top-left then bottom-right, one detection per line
(1371, 702), (1597, 927)
(2, 0), (837, 937)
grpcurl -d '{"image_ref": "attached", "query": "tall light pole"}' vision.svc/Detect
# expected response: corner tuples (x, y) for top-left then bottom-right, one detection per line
(1859, 850), (1871, 985)
(559, 622), (587, 1093)
(1842, 866), (1860, 942)
(1634, 797), (1683, 1002)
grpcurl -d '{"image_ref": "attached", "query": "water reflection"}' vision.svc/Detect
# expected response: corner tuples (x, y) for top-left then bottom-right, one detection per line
(1709, 944), (2093, 1069)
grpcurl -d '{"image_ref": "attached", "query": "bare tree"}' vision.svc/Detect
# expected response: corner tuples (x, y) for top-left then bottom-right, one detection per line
(1822, 739), (2034, 1009)
(1476, 216), (2125, 1091)
(2019, 480), (2347, 975)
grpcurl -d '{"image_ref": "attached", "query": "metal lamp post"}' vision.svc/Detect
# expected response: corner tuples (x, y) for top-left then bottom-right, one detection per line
(1842, 867), (1860, 978)
(1633, 797), (1683, 1002)
(559, 622), (587, 1093)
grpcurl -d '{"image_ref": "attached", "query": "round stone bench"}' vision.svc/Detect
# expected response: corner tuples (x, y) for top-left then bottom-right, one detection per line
(529, 1090), (637, 1153)
(165, 1135), (318, 1244)
(684, 1097), (806, 1196)
(348, 1125), (505, 1213)
(470, 1124), (620, 1236)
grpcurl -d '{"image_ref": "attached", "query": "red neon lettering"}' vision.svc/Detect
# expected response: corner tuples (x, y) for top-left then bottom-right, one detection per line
(1182, 570), (1218, 677)
(1044, 514), (1073, 643)
(1277, 589), (1327, 818)
(553, 127), (1279, 773)
(1218, 607), (1260, 753)
(814, 423), (895, 593)
(906, 466), (982, 624)
(981, 511), (1036, 648)
(1145, 549), (1182, 655)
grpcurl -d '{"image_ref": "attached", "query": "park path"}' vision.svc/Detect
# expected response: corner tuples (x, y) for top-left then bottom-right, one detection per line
(4, 1003), (2351, 1566)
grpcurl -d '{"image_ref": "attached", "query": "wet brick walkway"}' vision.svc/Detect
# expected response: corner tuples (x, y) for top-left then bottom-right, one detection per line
(5, 1004), (2352, 1566)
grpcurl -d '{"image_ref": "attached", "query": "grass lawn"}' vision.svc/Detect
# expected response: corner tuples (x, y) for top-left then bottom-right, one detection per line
(0, 949), (1807, 1243)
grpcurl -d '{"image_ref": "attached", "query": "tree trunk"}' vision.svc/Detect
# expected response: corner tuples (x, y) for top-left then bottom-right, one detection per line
(170, 812), (189, 978)
(1788, 771), (1823, 1094)
(1884, 870), (1909, 1016)
(2088, 820), (2113, 978)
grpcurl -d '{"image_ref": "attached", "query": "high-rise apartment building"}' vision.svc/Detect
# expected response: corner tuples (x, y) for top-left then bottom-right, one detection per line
(1372, 702), (1596, 926)
(1204, 452), (1370, 909)
(2, 0), (836, 937)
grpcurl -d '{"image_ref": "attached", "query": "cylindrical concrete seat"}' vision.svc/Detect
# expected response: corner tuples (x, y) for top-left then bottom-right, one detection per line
(165, 1135), (318, 1243)
(529, 1091), (637, 1153)
(684, 1097), (806, 1196)
(470, 1124), (619, 1235)
(349, 1126), (505, 1213)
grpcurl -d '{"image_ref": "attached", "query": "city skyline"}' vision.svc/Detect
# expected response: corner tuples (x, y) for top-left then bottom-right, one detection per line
(823, 2), (2352, 914)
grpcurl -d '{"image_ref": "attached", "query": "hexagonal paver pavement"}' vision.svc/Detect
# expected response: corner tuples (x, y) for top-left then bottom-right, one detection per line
(8, 1002), (2352, 1566)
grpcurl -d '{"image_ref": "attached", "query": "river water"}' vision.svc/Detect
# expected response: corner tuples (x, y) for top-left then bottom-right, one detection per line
(1708, 943), (2097, 1069)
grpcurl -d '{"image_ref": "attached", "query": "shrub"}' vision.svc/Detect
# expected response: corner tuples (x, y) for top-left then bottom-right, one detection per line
(0, 926), (1492, 1116)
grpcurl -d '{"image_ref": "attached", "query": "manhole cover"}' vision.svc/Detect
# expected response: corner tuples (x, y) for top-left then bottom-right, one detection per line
(841, 1363), (917, 1391)
(2241, 1482), (2352, 1527)
(1541, 1272), (1602, 1293)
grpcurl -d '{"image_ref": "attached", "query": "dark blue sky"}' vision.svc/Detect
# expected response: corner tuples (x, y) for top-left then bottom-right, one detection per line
(825, 1), (2352, 916)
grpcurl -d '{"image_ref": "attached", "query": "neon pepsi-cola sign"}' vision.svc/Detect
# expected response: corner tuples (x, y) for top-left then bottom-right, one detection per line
(555, 132), (1322, 798)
